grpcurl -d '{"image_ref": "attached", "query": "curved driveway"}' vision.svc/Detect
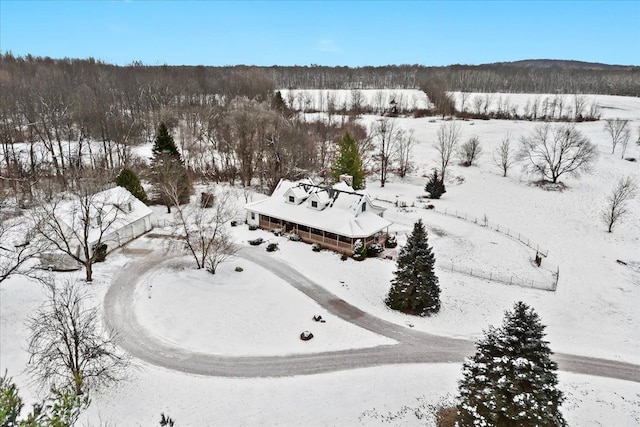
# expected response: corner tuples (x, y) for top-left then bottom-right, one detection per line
(104, 246), (640, 382)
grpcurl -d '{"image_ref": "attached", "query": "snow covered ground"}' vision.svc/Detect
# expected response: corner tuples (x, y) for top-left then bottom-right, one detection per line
(1, 92), (639, 425)
(134, 258), (395, 356)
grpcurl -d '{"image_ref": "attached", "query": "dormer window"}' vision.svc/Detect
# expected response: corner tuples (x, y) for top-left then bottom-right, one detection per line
(362, 203), (367, 212)
(311, 201), (318, 208)
(288, 195), (295, 203)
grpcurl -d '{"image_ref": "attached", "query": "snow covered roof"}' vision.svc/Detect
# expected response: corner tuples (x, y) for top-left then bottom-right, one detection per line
(53, 186), (152, 244)
(245, 179), (391, 238)
(287, 186), (309, 202)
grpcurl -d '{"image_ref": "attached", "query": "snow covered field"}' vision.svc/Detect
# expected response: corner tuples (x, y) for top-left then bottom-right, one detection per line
(1, 92), (639, 425)
(279, 89), (640, 120)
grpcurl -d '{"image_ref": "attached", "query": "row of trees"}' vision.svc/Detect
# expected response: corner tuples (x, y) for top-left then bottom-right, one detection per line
(430, 121), (597, 185)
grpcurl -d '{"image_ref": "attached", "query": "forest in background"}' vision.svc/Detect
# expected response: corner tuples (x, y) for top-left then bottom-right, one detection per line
(1, 53), (639, 206)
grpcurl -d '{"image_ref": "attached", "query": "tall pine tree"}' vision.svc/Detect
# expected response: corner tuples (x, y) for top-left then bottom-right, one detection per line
(115, 168), (147, 204)
(152, 122), (181, 157)
(331, 132), (365, 190)
(150, 122), (192, 212)
(386, 219), (440, 316)
(457, 301), (565, 427)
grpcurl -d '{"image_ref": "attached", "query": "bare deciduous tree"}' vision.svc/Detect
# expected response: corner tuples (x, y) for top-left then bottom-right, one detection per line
(171, 186), (238, 274)
(602, 176), (637, 232)
(573, 95), (587, 120)
(31, 184), (129, 282)
(27, 278), (129, 395)
(604, 119), (630, 156)
(459, 136), (482, 167)
(371, 118), (403, 187)
(434, 122), (461, 178)
(395, 129), (415, 179)
(0, 214), (44, 284)
(518, 124), (597, 184)
(493, 135), (516, 177)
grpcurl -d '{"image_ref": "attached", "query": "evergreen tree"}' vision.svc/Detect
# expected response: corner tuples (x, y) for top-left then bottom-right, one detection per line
(115, 168), (148, 204)
(332, 132), (365, 190)
(425, 169), (446, 199)
(352, 239), (366, 261)
(0, 371), (89, 426)
(457, 301), (565, 427)
(386, 219), (440, 316)
(271, 90), (290, 116)
(150, 122), (192, 212)
(152, 122), (181, 157)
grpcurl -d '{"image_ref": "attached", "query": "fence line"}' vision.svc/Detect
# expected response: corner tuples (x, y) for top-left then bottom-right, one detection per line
(434, 207), (549, 258)
(440, 259), (558, 292)
(375, 197), (549, 257)
(376, 198), (559, 291)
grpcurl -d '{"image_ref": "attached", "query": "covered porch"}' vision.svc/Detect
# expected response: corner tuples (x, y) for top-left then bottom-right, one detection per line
(258, 214), (385, 255)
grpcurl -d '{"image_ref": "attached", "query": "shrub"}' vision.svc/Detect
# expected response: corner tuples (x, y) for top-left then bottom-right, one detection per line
(436, 404), (457, 427)
(459, 136), (482, 166)
(425, 170), (446, 199)
(352, 239), (367, 261)
(385, 234), (397, 248)
(266, 243), (278, 252)
(366, 243), (384, 257)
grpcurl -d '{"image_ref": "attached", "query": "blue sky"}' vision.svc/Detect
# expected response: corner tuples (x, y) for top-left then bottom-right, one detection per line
(1, 1), (638, 66)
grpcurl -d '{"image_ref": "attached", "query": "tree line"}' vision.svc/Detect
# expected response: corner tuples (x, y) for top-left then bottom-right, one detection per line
(0, 53), (376, 206)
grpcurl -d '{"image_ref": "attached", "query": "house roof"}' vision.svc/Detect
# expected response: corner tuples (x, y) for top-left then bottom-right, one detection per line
(245, 179), (391, 239)
(54, 186), (152, 244)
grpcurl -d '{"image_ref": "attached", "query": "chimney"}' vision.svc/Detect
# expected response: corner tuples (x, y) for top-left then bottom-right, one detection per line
(339, 174), (353, 187)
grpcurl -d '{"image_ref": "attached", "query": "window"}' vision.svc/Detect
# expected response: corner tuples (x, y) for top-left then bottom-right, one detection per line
(362, 203), (367, 212)
(251, 212), (255, 220)
(339, 235), (352, 244)
(311, 200), (318, 208)
(288, 195), (295, 203)
(325, 232), (338, 241)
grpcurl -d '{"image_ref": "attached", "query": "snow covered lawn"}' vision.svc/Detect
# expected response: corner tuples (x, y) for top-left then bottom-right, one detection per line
(134, 257), (395, 356)
(80, 361), (639, 426)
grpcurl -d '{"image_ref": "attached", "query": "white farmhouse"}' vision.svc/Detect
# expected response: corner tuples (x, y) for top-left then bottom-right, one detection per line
(245, 178), (391, 254)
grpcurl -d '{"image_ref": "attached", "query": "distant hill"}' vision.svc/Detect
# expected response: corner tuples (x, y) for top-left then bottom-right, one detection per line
(491, 59), (638, 71)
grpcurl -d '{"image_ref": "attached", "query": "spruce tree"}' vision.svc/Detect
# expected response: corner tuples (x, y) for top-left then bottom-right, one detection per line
(271, 90), (290, 116)
(115, 168), (147, 204)
(150, 122), (192, 212)
(425, 169), (446, 199)
(152, 122), (181, 157)
(331, 132), (365, 190)
(457, 301), (565, 427)
(386, 219), (440, 316)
